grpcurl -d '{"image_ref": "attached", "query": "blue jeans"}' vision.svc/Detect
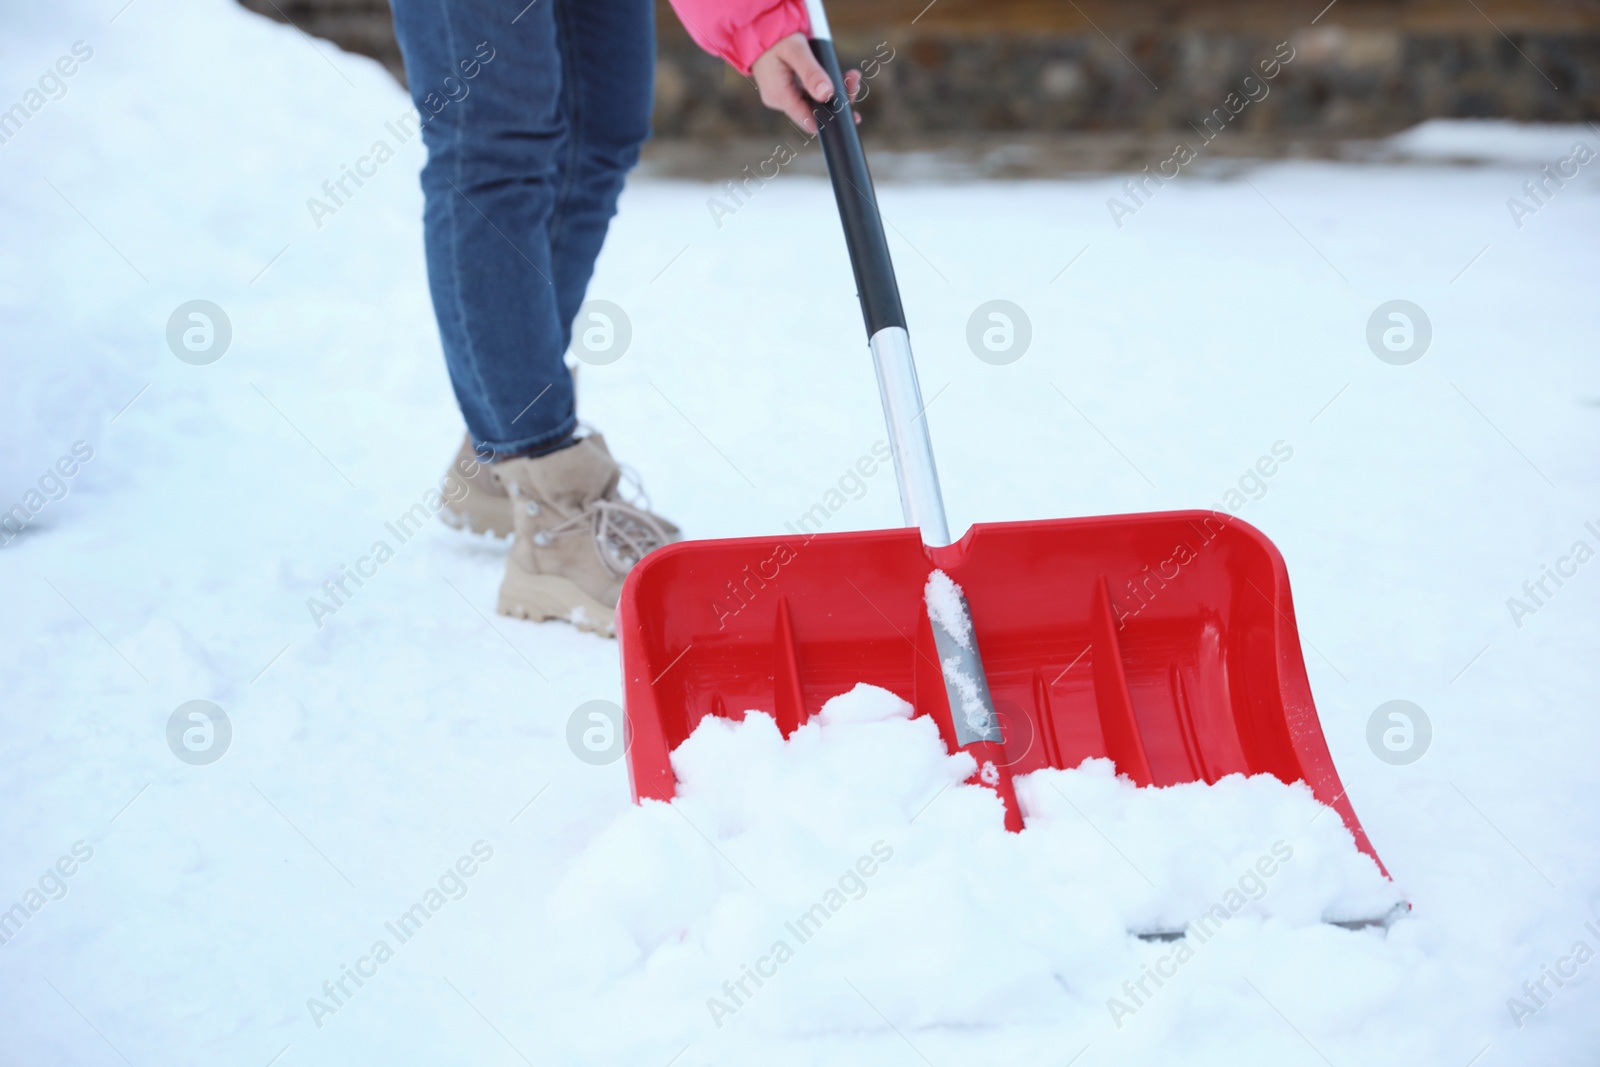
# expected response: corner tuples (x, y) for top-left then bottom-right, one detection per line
(390, 0), (654, 459)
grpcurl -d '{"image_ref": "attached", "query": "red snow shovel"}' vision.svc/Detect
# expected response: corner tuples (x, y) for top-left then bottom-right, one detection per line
(619, 0), (1392, 888)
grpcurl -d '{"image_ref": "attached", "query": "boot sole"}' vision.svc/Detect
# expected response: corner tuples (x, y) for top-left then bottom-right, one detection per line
(496, 569), (616, 637)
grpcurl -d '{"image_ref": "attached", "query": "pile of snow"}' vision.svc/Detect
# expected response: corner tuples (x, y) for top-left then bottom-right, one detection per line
(534, 683), (1398, 1058)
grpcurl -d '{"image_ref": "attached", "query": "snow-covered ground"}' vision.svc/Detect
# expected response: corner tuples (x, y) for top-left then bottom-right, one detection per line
(3, 1), (1599, 1064)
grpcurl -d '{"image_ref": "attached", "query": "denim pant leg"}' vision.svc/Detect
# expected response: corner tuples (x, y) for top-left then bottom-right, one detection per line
(391, 0), (646, 459)
(547, 0), (655, 344)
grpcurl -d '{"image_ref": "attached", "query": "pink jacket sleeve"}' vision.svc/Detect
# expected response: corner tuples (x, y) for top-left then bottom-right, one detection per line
(665, 0), (811, 76)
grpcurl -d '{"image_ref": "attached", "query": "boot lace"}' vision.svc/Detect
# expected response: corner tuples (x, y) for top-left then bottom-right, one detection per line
(615, 462), (653, 512)
(534, 498), (672, 577)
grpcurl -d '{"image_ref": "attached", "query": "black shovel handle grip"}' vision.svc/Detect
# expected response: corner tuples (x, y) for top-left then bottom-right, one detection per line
(807, 38), (907, 338)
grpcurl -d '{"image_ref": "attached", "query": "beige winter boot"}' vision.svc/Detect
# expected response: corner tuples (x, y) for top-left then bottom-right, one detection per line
(494, 433), (679, 636)
(439, 434), (514, 538)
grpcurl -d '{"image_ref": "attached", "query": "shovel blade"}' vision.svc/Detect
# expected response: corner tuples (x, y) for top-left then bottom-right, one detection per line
(617, 511), (1388, 877)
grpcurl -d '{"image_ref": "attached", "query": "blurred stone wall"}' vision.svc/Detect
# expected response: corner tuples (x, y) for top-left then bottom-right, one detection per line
(239, 0), (1600, 137)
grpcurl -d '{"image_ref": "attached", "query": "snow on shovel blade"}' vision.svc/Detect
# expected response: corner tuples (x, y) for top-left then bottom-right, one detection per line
(618, 510), (1393, 882)
(923, 568), (1023, 830)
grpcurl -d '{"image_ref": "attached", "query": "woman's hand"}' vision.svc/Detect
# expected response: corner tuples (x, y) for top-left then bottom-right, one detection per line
(750, 33), (862, 135)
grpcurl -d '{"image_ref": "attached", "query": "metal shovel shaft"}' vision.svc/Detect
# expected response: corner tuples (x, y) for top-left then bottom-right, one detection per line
(805, 0), (1019, 827)
(803, 3), (951, 548)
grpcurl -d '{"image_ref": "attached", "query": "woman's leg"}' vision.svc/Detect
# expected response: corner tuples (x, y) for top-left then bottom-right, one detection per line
(547, 0), (655, 340)
(390, 0), (577, 459)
